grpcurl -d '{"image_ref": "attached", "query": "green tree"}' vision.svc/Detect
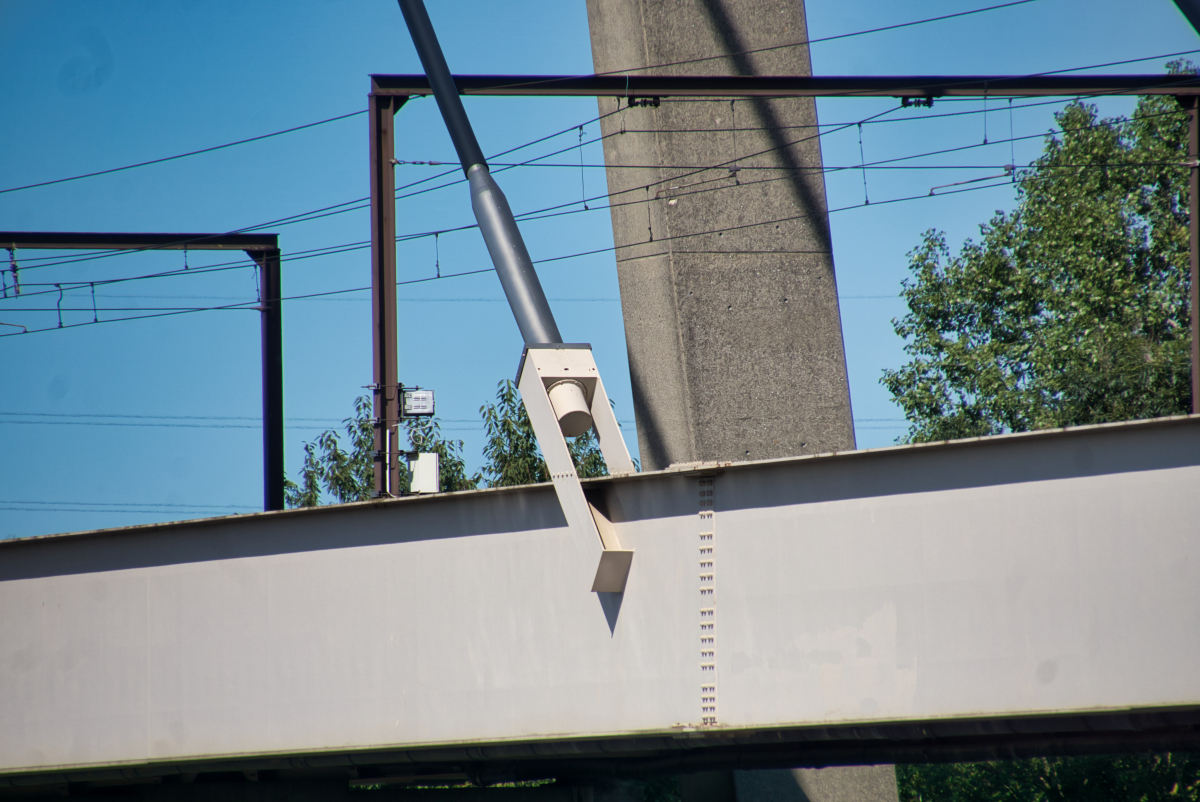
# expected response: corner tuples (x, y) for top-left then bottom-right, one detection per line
(284, 395), (475, 507)
(479, 379), (609, 487)
(883, 83), (1191, 444)
(899, 754), (1200, 802)
(285, 396), (375, 507)
(403, 415), (479, 492)
(889, 66), (1198, 802)
(286, 381), (616, 506)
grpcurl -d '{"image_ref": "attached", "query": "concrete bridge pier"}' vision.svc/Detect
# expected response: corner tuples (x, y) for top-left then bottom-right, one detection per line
(584, 1), (893, 800)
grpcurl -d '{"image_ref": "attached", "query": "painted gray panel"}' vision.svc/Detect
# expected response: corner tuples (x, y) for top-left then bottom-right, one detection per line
(714, 468), (1200, 727)
(1, 419), (1197, 776)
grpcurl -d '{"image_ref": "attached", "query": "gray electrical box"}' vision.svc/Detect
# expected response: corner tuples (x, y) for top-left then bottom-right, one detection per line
(402, 388), (435, 417)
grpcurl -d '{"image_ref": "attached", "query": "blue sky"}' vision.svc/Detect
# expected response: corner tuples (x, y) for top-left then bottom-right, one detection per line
(1, 0), (1196, 538)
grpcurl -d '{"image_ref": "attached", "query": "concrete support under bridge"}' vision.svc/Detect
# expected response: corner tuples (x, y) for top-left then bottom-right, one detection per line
(2, 416), (1199, 798)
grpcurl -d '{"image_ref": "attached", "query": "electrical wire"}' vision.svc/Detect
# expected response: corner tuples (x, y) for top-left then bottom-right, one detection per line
(1, 173), (1013, 339)
(476, 0), (1043, 92)
(0, 419), (336, 430)
(10, 110), (625, 273)
(0, 109), (368, 196)
(0, 500), (258, 515)
(424, 161), (1183, 171)
(22, 55), (1192, 274)
(0, 499), (257, 509)
(0, 411), (340, 422)
(0, 1), (1048, 205)
(14, 59), (1190, 278)
(4, 64), (1189, 322)
(9, 98), (1184, 309)
(3, 102), (1180, 311)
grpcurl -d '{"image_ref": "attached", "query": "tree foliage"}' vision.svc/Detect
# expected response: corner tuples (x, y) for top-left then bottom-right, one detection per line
(285, 380), (612, 507)
(899, 754), (1200, 802)
(403, 416), (479, 492)
(479, 379), (608, 488)
(890, 66), (1198, 802)
(284, 395), (476, 507)
(883, 82), (1192, 443)
(284, 395), (375, 507)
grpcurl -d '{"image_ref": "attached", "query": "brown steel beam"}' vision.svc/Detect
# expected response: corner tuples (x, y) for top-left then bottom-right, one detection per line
(370, 93), (407, 497)
(0, 232), (279, 251)
(249, 249), (285, 511)
(370, 73), (1200, 99)
(370, 71), (1200, 426)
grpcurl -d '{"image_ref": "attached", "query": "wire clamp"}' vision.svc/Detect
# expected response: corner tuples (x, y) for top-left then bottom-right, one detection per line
(627, 96), (661, 108)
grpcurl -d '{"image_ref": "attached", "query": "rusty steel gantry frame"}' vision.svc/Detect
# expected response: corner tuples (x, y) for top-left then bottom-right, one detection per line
(368, 73), (1200, 491)
(0, 231), (285, 512)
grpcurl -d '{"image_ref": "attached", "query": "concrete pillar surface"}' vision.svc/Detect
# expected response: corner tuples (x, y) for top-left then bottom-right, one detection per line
(586, 1), (890, 801)
(586, 0), (855, 472)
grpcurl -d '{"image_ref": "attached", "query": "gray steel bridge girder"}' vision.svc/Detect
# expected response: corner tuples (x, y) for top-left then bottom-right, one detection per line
(0, 417), (1198, 790)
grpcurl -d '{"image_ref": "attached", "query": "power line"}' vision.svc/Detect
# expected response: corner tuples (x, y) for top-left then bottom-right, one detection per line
(0, 499), (258, 510)
(3, 100), (1178, 313)
(0, 506), (254, 515)
(14, 63), (1187, 279)
(425, 161), (1181, 171)
(4, 75), (1186, 325)
(481, 1), (1043, 92)
(0, 419), (333, 430)
(0, 411), (340, 421)
(0, 177), (1007, 339)
(0, 109), (368, 196)
(629, 96), (1117, 134)
(9, 111), (623, 273)
(0, 1), (1048, 206)
(813, 50), (1200, 103)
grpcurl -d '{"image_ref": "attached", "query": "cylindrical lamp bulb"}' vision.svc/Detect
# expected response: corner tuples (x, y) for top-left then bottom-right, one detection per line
(547, 380), (593, 437)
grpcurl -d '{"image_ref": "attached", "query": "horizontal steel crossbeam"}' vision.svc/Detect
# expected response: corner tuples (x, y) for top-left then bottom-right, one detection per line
(0, 232), (280, 251)
(369, 73), (1200, 99)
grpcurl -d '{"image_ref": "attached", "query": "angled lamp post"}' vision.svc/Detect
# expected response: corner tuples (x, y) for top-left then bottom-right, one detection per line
(396, 0), (637, 592)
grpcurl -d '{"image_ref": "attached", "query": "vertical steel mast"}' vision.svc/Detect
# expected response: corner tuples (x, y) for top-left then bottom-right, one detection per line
(397, 0), (563, 346)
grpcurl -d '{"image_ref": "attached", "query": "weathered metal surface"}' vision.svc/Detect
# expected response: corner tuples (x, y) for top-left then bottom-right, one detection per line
(370, 94), (405, 496)
(1, 417), (1198, 783)
(368, 74), (1200, 98)
(249, 249), (284, 512)
(0, 232), (279, 251)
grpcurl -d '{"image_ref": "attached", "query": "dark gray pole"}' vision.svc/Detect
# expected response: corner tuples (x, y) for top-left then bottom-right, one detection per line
(369, 91), (405, 497)
(396, 0), (563, 345)
(256, 248), (285, 511)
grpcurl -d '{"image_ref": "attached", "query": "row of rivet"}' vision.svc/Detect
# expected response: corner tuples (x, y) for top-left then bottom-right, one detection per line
(699, 477), (716, 725)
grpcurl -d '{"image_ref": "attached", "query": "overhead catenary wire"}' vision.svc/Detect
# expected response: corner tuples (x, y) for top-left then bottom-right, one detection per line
(474, 0), (1043, 93)
(0, 109), (368, 196)
(0, 1), (1048, 206)
(14, 57), (1192, 277)
(0, 506), (257, 514)
(5, 58), (1190, 324)
(16, 52), (1195, 274)
(0, 175), (1014, 339)
(0, 499), (258, 509)
(2, 102), (1181, 311)
(10, 110), (626, 273)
